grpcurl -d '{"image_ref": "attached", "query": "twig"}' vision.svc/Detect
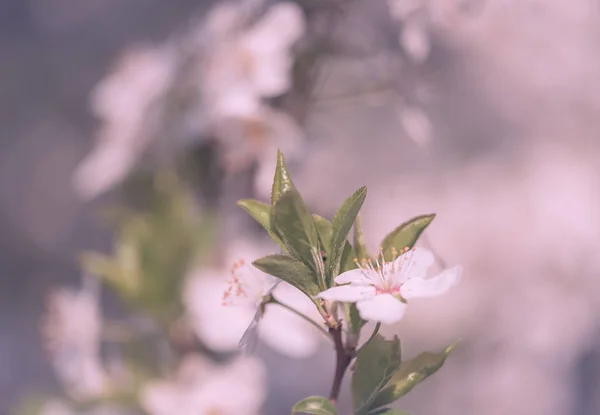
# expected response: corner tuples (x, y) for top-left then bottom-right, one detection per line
(270, 296), (331, 341)
(328, 322), (353, 404)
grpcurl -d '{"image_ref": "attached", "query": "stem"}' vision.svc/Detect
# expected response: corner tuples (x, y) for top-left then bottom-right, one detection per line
(355, 322), (381, 356)
(328, 323), (353, 404)
(270, 296), (331, 340)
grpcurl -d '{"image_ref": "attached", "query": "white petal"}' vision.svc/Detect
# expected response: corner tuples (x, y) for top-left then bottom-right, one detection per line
(249, 49), (293, 97)
(203, 1), (242, 38)
(316, 285), (376, 302)
(334, 269), (374, 285)
(243, 3), (305, 96)
(259, 305), (320, 358)
(246, 2), (305, 52)
(274, 282), (320, 320)
(399, 105), (432, 147)
(193, 356), (267, 414)
(400, 18), (430, 64)
(183, 274), (256, 352)
(356, 294), (407, 324)
(401, 265), (462, 299)
(394, 247), (435, 280)
(72, 137), (138, 200)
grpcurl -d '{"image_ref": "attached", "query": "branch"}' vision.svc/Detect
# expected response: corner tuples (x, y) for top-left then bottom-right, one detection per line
(328, 322), (353, 404)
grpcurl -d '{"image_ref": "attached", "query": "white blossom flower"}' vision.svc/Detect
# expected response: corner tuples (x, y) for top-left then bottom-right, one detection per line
(38, 401), (131, 415)
(42, 276), (107, 400)
(183, 242), (321, 358)
(400, 17), (431, 64)
(140, 354), (266, 415)
(386, 0), (432, 63)
(38, 400), (75, 415)
(317, 247), (461, 324)
(214, 105), (303, 199)
(197, 1), (306, 197)
(398, 104), (433, 147)
(72, 44), (176, 200)
(387, 0), (424, 21)
(200, 0), (305, 120)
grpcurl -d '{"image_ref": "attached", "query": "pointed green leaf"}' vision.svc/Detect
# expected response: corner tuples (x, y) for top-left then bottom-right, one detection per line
(352, 335), (402, 415)
(370, 343), (456, 410)
(292, 396), (338, 415)
(271, 190), (324, 285)
(313, 214), (333, 256)
(380, 214), (435, 262)
(237, 199), (286, 249)
(252, 254), (320, 297)
(237, 199), (271, 230)
(328, 187), (367, 284)
(340, 241), (356, 273)
(271, 150), (297, 206)
(347, 302), (367, 332)
(353, 215), (369, 260)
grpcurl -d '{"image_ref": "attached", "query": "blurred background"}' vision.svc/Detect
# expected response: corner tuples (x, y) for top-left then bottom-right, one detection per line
(1, 0), (600, 414)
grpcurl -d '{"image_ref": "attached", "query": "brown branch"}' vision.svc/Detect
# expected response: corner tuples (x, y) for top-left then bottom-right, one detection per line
(328, 322), (353, 404)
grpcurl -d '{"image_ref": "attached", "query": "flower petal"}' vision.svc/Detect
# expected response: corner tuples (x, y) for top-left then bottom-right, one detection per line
(244, 3), (305, 97)
(394, 247), (435, 281)
(334, 269), (375, 285)
(316, 285), (376, 302)
(401, 265), (462, 299)
(259, 305), (320, 358)
(356, 294), (407, 324)
(183, 274), (256, 352)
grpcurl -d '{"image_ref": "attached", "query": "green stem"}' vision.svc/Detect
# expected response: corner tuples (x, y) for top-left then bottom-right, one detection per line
(270, 296), (331, 341)
(355, 322), (381, 355)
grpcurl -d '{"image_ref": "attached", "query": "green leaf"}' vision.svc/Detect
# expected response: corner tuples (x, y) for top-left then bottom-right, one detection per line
(347, 302), (367, 332)
(340, 241), (356, 273)
(352, 335), (402, 415)
(237, 199), (271, 231)
(370, 343), (457, 410)
(271, 150), (297, 206)
(271, 190), (324, 285)
(292, 396), (338, 415)
(237, 199), (286, 249)
(353, 215), (369, 260)
(328, 187), (367, 284)
(380, 214), (435, 262)
(252, 254), (320, 297)
(82, 171), (212, 319)
(313, 214), (333, 256)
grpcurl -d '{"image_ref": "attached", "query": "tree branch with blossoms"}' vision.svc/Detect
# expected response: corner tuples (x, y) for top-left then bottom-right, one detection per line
(235, 150), (462, 415)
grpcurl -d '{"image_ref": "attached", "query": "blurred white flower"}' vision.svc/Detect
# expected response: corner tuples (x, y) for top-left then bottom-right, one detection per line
(184, 263), (321, 358)
(39, 400), (75, 415)
(43, 276), (107, 400)
(38, 401), (131, 415)
(317, 247), (461, 324)
(200, 1), (305, 120)
(398, 104), (433, 147)
(387, 0), (424, 21)
(141, 354), (266, 415)
(386, 0), (432, 63)
(400, 18), (431, 64)
(73, 44), (176, 200)
(183, 241), (321, 358)
(214, 105), (303, 199)
(198, 1), (306, 196)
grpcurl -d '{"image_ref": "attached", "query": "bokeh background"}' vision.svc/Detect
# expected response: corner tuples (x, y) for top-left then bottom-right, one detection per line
(1, 0), (600, 414)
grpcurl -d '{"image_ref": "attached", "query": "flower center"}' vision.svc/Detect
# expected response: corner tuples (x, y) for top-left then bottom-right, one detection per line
(222, 259), (249, 306)
(353, 246), (413, 294)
